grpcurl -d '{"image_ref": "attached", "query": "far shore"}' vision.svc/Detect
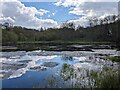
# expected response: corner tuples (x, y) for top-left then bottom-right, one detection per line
(1, 41), (118, 52)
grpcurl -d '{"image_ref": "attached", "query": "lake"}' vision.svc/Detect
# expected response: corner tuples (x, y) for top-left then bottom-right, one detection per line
(1, 49), (120, 88)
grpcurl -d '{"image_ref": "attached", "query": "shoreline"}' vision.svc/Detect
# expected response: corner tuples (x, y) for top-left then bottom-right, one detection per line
(1, 42), (119, 52)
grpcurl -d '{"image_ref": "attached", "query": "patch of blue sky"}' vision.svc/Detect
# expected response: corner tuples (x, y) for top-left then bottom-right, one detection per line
(22, 2), (79, 23)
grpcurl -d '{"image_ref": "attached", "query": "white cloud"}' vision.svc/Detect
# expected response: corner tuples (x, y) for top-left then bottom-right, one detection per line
(68, 17), (90, 27)
(55, 0), (118, 26)
(48, 15), (51, 18)
(70, 2), (117, 16)
(0, 17), (15, 23)
(1, 0), (58, 2)
(0, 0), (58, 29)
(47, 12), (55, 18)
(70, 2), (118, 26)
(52, 13), (55, 16)
(54, 0), (84, 7)
(39, 9), (49, 15)
(55, 0), (119, 7)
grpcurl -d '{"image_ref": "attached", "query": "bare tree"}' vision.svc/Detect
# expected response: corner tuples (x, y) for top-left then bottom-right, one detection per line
(61, 22), (75, 29)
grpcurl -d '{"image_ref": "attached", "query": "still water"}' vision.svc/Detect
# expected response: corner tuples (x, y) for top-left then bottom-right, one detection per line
(1, 49), (120, 88)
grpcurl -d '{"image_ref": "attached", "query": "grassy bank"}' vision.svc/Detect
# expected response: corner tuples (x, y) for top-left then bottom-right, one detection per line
(109, 56), (120, 62)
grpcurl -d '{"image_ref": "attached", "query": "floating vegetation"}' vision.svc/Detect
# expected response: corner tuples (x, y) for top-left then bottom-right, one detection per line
(2, 63), (27, 70)
(30, 66), (47, 71)
(18, 60), (32, 63)
(62, 55), (73, 61)
(42, 62), (59, 67)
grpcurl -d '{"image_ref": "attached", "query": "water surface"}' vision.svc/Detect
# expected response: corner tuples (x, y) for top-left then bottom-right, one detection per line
(1, 49), (120, 88)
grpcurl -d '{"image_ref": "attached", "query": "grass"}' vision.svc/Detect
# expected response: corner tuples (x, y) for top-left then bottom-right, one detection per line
(61, 64), (74, 81)
(63, 63), (70, 70)
(97, 71), (120, 88)
(47, 78), (55, 86)
(109, 56), (120, 62)
(88, 66), (120, 88)
(102, 73), (119, 88)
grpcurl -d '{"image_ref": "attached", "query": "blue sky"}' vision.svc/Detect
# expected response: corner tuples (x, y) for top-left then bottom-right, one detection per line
(0, 0), (118, 29)
(22, 2), (79, 23)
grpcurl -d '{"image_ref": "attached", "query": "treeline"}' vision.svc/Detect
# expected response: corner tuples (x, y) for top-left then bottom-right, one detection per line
(2, 15), (120, 47)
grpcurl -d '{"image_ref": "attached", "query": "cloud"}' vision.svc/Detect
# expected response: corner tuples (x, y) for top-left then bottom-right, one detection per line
(39, 9), (49, 15)
(68, 17), (90, 27)
(54, 0), (119, 7)
(47, 12), (55, 18)
(0, 17), (15, 23)
(54, 0), (87, 7)
(0, 0), (58, 29)
(52, 13), (55, 16)
(69, 2), (118, 17)
(55, 0), (118, 26)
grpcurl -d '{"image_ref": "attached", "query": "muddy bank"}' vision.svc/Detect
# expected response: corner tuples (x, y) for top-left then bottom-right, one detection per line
(2, 44), (117, 52)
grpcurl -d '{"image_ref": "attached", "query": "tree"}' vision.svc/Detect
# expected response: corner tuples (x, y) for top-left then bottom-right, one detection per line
(77, 25), (84, 30)
(61, 22), (75, 29)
